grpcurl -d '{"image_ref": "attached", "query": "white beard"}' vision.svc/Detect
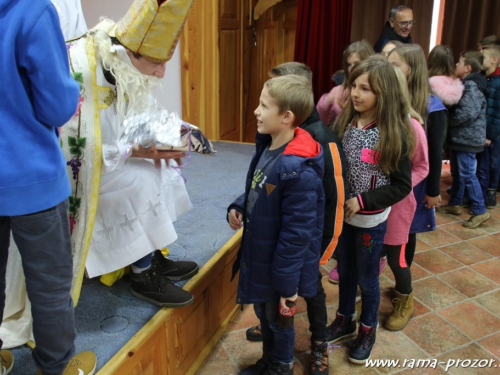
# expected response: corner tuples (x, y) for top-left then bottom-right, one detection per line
(93, 30), (160, 117)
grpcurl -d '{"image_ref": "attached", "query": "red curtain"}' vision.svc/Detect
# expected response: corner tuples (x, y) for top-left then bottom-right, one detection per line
(294, 0), (353, 103)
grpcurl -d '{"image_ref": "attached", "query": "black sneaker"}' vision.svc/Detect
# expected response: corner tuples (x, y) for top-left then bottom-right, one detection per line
(246, 324), (263, 342)
(265, 360), (293, 375)
(326, 312), (356, 343)
(349, 324), (377, 364)
(309, 341), (329, 375)
(486, 189), (497, 208)
(240, 356), (269, 375)
(130, 266), (194, 307)
(151, 249), (199, 281)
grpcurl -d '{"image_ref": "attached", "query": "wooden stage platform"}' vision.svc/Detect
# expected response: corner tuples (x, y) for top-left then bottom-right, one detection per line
(97, 231), (241, 375)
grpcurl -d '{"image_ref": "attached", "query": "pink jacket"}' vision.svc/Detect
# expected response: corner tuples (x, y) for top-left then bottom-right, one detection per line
(316, 86), (349, 126)
(384, 118), (429, 245)
(429, 75), (464, 106)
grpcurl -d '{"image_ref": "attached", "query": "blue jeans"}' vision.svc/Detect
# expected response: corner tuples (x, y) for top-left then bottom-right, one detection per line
(133, 253), (152, 268)
(336, 221), (387, 327)
(254, 300), (294, 364)
(477, 139), (500, 196)
(0, 200), (76, 375)
(449, 151), (487, 215)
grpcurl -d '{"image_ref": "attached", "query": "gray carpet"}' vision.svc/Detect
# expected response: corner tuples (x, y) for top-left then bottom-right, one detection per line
(11, 141), (255, 374)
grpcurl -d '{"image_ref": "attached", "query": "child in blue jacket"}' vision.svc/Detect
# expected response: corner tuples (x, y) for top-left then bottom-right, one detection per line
(228, 75), (325, 375)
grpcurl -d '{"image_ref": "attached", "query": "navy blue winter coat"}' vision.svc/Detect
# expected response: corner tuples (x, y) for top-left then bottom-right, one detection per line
(229, 128), (325, 304)
(486, 69), (500, 141)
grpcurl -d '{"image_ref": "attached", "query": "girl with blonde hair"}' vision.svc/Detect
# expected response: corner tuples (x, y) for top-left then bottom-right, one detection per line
(388, 44), (447, 307)
(380, 66), (429, 332)
(317, 40), (374, 126)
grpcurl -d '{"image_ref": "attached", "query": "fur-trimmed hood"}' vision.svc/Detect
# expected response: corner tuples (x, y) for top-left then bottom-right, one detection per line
(429, 75), (464, 106)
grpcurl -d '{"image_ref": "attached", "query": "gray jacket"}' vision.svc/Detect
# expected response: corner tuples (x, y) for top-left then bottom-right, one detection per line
(446, 73), (487, 153)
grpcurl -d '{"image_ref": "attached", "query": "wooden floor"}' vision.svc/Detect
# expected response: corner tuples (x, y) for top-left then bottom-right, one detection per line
(97, 231), (242, 375)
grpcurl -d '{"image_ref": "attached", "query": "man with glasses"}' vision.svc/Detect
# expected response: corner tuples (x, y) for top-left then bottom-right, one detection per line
(374, 5), (414, 53)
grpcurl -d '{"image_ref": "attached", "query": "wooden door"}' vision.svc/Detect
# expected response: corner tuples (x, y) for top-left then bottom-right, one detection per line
(219, 0), (242, 141)
(182, 0), (297, 143)
(242, 0), (297, 142)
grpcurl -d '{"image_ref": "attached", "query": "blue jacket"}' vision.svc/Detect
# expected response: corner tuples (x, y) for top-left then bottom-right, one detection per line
(229, 128), (325, 304)
(486, 68), (500, 141)
(0, 0), (79, 215)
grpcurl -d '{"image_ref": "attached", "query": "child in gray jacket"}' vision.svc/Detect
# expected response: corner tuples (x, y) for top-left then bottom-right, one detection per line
(437, 51), (490, 228)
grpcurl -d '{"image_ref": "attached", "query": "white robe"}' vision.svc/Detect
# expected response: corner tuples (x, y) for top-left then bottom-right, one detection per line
(1, 60), (192, 347)
(50, 0), (88, 40)
(84, 64), (192, 277)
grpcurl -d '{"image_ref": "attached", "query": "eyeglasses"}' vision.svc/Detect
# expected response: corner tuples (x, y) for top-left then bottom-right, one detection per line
(391, 19), (415, 28)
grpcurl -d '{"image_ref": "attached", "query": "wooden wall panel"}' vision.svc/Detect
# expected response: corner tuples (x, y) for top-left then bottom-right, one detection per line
(181, 0), (219, 140)
(97, 233), (242, 375)
(221, 0), (238, 18)
(172, 296), (210, 373)
(220, 0), (241, 141)
(182, 0), (297, 143)
(242, 0), (297, 142)
(220, 29), (241, 140)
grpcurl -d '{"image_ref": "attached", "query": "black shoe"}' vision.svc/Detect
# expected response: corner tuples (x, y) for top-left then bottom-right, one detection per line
(130, 266), (194, 308)
(486, 189), (497, 208)
(240, 356), (269, 375)
(265, 360), (293, 375)
(349, 324), (377, 364)
(326, 312), (356, 343)
(151, 249), (199, 281)
(246, 324), (263, 342)
(309, 341), (329, 375)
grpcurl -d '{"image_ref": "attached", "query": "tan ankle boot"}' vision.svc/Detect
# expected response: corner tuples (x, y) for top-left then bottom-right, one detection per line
(385, 291), (414, 331)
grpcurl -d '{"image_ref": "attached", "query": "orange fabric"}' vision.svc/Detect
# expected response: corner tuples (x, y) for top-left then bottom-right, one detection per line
(320, 142), (345, 265)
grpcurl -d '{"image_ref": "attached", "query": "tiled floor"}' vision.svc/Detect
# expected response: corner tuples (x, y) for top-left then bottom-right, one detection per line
(196, 164), (500, 374)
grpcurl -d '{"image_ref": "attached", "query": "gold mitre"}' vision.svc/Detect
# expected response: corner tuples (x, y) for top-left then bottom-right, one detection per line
(114, 0), (194, 63)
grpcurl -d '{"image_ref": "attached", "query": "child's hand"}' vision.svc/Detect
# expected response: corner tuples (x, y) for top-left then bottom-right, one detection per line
(486, 139), (492, 146)
(345, 197), (361, 219)
(424, 194), (441, 209)
(228, 209), (243, 230)
(280, 294), (298, 312)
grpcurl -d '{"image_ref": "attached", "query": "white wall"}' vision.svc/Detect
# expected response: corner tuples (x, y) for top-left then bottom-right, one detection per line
(81, 0), (182, 115)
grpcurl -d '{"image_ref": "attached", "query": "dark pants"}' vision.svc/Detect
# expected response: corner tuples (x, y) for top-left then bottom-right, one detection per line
(336, 221), (387, 327)
(254, 300), (294, 364)
(132, 253), (152, 268)
(305, 271), (328, 342)
(477, 140), (500, 196)
(384, 244), (412, 295)
(449, 151), (487, 215)
(0, 200), (76, 375)
(406, 233), (417, 267)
